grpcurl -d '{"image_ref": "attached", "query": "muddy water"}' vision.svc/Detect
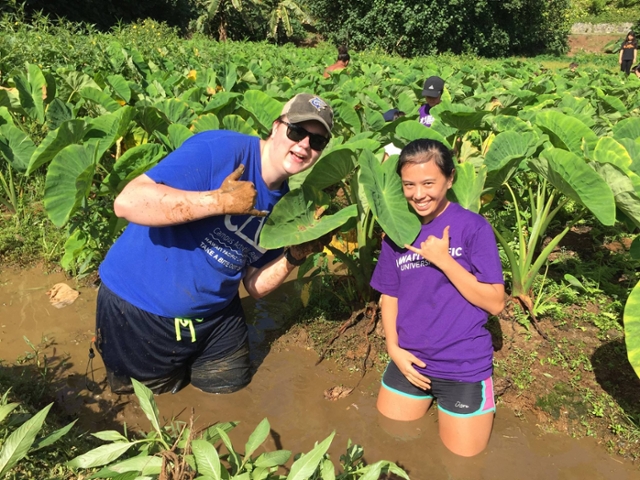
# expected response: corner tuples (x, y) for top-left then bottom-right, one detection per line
(1, 265), (639, 480)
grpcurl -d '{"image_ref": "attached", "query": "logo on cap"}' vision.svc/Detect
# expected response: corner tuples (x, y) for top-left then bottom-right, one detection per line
(309, 97), (328, 111)
(428, 85), (434, 89)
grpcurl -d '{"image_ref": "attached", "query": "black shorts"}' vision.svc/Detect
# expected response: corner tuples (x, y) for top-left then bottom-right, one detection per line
(96, 284), (251, 395)
(381, 361), (496, 417)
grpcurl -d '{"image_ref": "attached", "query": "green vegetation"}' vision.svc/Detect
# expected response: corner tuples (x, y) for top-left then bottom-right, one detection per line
(65, 379), (409, 479)
(1, 9), (640, 477)
(570, 0), (640, 24)
(5, 0), (572, 57)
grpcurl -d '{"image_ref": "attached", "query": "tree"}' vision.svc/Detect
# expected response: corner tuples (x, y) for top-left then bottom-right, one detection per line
(305, 0), (571, 57)
(257, 0), (313, 39)
(190, 0), (250, 41)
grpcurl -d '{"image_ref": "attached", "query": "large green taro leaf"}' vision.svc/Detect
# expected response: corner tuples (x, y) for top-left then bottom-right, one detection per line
(301, 148), (356, 191)
(84, 107), (135, 161)
(397, 91), (418, 116)
(222, 115), (257, 136)
(0, 124), (36, 172)
(137, 106), (170, 137)
(241, 90), (282, 132)
(203, 92), (241, 114)
(532, 148), (615, 226)
(623, 280), (640, 379)
(486, 115), (533, 134)
(259, 187), (357, 249)
(102, 143), (166, 194)
(80, 87), (121, 113)
(44, 144), (96, 227)
(155, 99), (197, 126)
(613, 117), (640, 141)
(591, 162), (640, 229)
(46, 98), (74, 131)
(14, 63), (47, 123)
(435, 103), (490, 132)
(395, 120), (451, 148)
(106, 74), (131, 103)
(484, 131), (537, 189)
(449, 162), (486, 213)
(364, 106), (385, 131)
(593, 137), (633, 171)
(359, 149), (421, 247)
(26, 119), (87, 175)
(192, 113), (220, 133)
(534, 110), (598, 156)
(618, 137), (640, 177)
(601, 95), (627, 115)
(332, 100), (361, 134)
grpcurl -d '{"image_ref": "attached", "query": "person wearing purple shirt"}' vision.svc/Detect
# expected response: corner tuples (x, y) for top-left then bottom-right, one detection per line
(418, 76), (444, 127)
(371, 139), (505, 457)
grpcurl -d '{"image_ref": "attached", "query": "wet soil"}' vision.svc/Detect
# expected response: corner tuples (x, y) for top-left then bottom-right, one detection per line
(1, 265), (640, 479)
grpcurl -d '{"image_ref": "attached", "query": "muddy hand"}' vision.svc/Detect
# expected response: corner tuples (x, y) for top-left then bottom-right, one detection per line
(288, 231), (333, 261)
(218, 165), (268, 217)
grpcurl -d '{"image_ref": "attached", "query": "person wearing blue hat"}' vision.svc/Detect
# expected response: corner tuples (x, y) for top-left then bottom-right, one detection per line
(382, 109), (406, 161)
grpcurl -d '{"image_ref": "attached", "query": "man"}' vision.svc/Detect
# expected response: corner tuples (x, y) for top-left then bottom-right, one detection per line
(419, 76), (444, 127)
(96, 93), (333, 395)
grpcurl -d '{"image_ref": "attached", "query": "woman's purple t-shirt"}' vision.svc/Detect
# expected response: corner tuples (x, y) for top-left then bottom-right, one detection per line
(370, 202), (504, 382)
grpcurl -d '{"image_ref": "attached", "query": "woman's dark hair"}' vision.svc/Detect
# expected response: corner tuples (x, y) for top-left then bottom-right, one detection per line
(337, 45), (350, 62)
(397, 139), (455, 178)
(626, 31), (638, 46)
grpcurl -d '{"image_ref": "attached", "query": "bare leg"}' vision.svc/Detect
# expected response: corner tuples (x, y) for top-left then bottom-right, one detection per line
(376, 385), (432, 421)
(438, 409), (494, 457)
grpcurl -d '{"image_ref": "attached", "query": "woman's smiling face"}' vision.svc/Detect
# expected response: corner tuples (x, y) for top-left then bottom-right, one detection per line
(400, 160), (453, 224)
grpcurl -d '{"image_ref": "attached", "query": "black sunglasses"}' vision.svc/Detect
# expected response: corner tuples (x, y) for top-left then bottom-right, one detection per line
(280, 120), (330, 151)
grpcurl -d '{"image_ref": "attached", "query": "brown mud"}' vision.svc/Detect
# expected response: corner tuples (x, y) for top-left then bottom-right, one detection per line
(1, 265), (640, 479)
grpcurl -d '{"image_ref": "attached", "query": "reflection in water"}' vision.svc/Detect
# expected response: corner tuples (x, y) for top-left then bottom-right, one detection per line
(0, 267), (639, 480)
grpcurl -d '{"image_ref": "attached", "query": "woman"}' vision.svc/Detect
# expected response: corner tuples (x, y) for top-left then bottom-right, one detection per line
(619, 31), (637, 76)
(371, 139), (505, 457)
(323, 45), (350, 78)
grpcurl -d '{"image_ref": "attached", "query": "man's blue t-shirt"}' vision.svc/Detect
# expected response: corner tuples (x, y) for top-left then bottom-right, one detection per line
(99, 130), (286, 319)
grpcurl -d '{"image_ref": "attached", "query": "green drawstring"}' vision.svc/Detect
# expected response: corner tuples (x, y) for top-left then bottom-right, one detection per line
(174, 318), (203, 342)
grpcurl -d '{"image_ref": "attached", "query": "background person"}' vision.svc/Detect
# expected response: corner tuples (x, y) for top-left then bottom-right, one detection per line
(419, 76), (444, 127)
(96, 93), (333, 396)
(382, 108), (406, 161)
(619, 31), (637, 76)
(323, 45), (350, 78)
(371, 139), (505, 457)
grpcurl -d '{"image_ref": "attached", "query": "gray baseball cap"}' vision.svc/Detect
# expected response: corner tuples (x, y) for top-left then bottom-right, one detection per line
(422, 76), (444, 98)
(280, 93), (334, 135)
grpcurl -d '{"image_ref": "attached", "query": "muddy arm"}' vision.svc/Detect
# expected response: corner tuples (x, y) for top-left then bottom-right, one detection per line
(114, 167), (265, 227)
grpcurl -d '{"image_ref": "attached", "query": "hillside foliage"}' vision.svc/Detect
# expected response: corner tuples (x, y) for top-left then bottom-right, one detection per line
(1, 0), (573, 57)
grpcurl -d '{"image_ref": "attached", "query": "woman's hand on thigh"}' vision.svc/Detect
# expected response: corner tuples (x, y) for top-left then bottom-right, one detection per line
(389, 346), (431, 390)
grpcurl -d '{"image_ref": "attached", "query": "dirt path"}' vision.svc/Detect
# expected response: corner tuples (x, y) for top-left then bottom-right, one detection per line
(568, 34), (621, 55)
(1, 265), (639, 479)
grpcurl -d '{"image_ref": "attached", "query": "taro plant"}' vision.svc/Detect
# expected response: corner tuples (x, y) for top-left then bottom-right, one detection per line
(68, 379), (409, 479)
(623, 236), (640, 379)
(0, 389), (76, 477)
